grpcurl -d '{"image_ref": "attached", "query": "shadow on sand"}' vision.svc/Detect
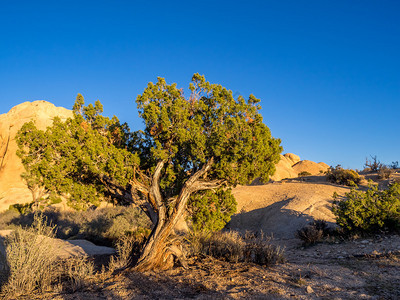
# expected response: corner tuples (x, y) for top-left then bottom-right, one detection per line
(226, 198), (336, 239)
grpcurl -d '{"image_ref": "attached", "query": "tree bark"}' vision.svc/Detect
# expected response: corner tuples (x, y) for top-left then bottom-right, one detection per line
(135, 158), (221, 271)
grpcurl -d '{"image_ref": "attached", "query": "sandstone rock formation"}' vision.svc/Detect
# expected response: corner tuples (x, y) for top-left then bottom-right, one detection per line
(270, 153), (329, 181)
(0, 101), (72, 212)
(269, 154), (298, 182)
(292, 160), (329, 175)
(283, 153), (300, 165)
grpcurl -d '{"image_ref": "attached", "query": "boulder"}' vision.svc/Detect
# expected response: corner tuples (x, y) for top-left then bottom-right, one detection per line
(0, 101), (72, 212)
(270, 154), (298, 181)
(283, 153), (300, 166)
(292, 160), (329, 176)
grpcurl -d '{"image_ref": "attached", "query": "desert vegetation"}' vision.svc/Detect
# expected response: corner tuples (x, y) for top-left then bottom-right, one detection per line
(326, 165), (361, 186)
(333, 182), (400, 235)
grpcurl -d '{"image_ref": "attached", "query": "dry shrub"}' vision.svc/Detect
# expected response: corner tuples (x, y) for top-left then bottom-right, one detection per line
(296, 220), (333, 246)
(108, 235), (136, 272)
(1, 205), (151, 247)
(243, 232), (285, 266)
(0, 248), (8, 291)
(298, 171), (312, 177)
(296, 225), (323, 246)
(206, 231), (245, 263)
(64, 257), (94, 292)
(378, 165), (393, 179)
(0, 214), (59, 298)
(195, 231), (284, 266)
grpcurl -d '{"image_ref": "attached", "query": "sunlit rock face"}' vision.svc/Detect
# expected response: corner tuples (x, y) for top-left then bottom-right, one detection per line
(0, 101), (72, 212)
(269, 153), (329, 182)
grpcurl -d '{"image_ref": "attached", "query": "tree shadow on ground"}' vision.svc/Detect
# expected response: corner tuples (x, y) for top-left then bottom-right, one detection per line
(226, 198), (336, 239)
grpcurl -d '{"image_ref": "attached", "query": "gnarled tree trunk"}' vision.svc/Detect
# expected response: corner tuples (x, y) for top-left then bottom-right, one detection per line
(135, 158), (221, 271)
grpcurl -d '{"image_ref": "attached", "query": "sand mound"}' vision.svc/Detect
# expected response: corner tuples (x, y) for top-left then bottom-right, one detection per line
(228, 182), (350, 238)
(0, 101), (72, 212)
(292, 160), (329, 175)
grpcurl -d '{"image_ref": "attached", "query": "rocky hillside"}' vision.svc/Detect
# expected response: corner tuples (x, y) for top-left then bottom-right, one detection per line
(0, 101), (72, 212)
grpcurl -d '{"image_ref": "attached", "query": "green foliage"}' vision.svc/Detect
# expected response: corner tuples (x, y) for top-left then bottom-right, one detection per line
(298, 171), (312, 177)
(187, 189), (237, 232)
(326, 165), (361, 186)
(332, 182), (400, 234)
(16, 94), (139, 210)
(135, 73), (282, 199)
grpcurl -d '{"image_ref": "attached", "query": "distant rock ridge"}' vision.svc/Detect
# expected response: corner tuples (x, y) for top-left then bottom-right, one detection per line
(0, 101), (73, 212)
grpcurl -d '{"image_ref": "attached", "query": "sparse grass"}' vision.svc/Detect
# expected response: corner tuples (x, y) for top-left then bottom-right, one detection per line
(192, 230), (285, 266)
(64, 257), (95, 292)
(0, 213), (59, 298)
(108, 235), (137, 272)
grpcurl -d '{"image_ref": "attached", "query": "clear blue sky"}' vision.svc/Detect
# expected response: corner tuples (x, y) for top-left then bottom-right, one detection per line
(1, 1), (399, 169)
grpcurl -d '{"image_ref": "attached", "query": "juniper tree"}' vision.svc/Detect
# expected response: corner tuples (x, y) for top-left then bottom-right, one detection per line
(132, 74), (282, 270)
(17, 74), (282, 270)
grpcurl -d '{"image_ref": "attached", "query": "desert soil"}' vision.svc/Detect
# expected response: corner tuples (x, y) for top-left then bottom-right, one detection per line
(14, 234), (400, 300)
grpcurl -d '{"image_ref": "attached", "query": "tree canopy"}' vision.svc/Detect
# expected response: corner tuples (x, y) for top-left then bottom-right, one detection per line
(17, 94), (138, 210)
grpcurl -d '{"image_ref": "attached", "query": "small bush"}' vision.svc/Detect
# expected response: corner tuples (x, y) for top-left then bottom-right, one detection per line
(108, 235), (137, 272)
(296, 220), (333, 245)
(378, 165), (394, 179)
(332, 182), (400, 234)
(242, 232), (285, 265)
(326, 165), (361, 186)
(298, 171), (312, 177)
